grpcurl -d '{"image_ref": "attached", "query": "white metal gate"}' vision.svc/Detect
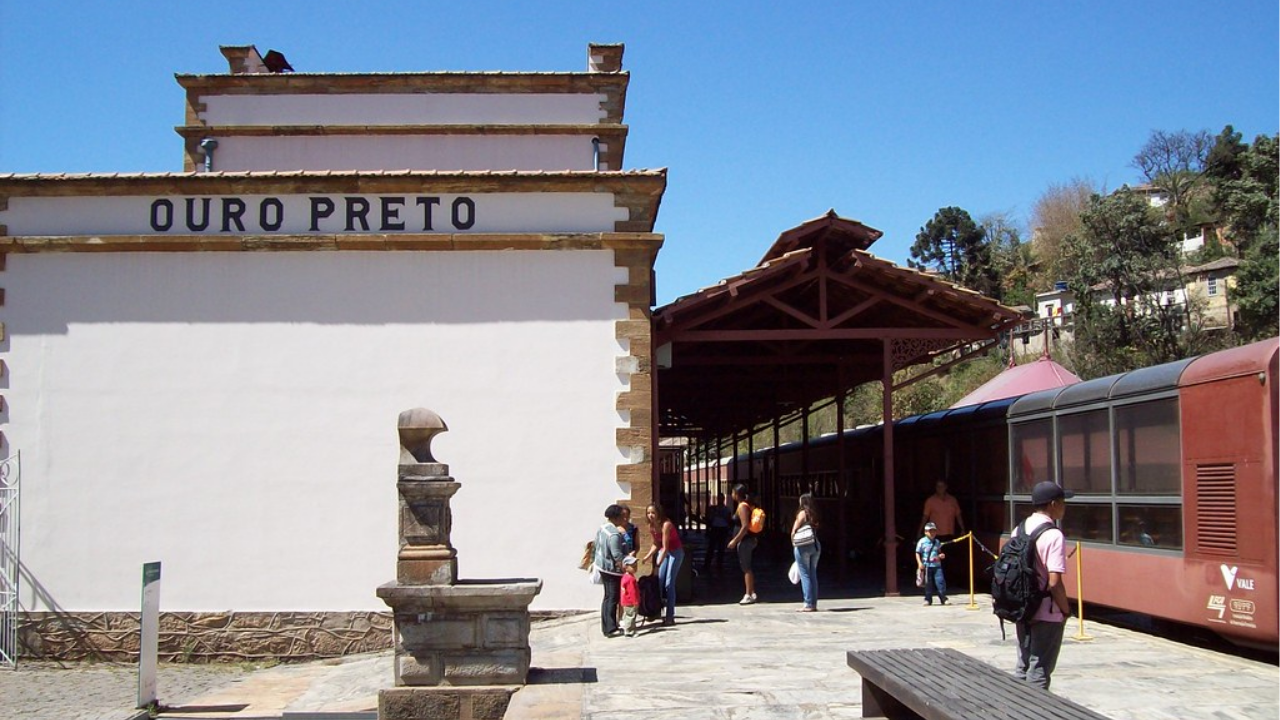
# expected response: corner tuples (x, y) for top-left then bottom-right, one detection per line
(0, 451), (19, 669)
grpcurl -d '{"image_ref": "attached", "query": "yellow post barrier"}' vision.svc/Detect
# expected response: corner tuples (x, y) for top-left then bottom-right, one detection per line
(1072, 540), (1093, 641)
(965, 532), (979, 610)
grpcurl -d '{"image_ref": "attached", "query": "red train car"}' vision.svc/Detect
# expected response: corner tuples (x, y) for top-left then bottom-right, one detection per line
(1004, 338), (1277, 647)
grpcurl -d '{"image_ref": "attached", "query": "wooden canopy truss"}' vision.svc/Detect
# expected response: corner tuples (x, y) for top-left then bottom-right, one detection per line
(653, 211), (1023, 592)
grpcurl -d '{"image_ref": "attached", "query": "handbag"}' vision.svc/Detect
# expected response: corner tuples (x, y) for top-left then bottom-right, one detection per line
(589, 563), (602, 585)
(792, 524), (816, 547)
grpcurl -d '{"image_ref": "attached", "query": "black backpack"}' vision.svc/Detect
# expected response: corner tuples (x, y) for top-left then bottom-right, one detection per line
(637, 573), (663, 621)
(991, 520), (1054, 637)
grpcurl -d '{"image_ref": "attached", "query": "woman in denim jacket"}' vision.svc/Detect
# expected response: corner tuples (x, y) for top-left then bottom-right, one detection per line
(594, 504), (630, 637)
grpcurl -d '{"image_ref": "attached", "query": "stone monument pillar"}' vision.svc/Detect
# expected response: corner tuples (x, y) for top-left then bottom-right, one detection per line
(377, 408), (542, 720)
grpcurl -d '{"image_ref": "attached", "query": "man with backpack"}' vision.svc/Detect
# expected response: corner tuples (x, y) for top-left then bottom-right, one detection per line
(1000, 481), (1074, 690)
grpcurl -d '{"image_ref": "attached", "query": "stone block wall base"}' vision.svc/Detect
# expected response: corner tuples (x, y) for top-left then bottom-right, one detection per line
(378, 686), (516, 720)
(19, 610), (392, 662)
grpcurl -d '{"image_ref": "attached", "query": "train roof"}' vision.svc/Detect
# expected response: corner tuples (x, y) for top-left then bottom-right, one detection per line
(1179, 336), (1279, 387)
(730, 339), (1277, 460)
(1009, 337), (1279, 418)
(749, 395), (1019, 458)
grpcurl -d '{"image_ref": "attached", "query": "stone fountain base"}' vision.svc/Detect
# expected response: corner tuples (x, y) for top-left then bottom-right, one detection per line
(376, 579), (543, 687)
(379, 686), (516, 720)
(376, 579), (542, 720)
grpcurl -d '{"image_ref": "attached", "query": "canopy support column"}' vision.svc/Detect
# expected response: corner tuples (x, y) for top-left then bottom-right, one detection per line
(882, 339), (899, 596)
(836, 363), (848, 583)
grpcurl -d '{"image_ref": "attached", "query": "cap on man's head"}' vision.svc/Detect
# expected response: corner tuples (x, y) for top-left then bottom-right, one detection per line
(923, 522), (937, 531)
(1031, 481), (1074, 505)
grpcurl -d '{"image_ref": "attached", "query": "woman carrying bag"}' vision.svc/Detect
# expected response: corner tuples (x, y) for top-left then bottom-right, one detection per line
(594, 504), (630, 637)
(790, 493), (821, 612)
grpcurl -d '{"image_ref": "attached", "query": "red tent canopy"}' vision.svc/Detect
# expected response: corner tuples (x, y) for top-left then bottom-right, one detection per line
(950, 355), (1081, 409)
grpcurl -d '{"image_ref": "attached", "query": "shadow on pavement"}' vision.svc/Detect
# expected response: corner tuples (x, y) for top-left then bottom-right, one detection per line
(527, 667), (598, 684)
(160, 704), (251, 714)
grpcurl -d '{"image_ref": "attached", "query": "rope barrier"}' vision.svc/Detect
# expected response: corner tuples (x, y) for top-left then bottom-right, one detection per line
(939, 532), (1093, 642)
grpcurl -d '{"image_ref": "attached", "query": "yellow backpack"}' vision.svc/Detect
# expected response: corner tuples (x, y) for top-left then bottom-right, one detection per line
(749, 506), (766, 534)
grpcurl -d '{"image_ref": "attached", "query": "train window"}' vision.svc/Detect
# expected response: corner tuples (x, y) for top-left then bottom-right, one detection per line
(1059, 410), (1112, 495)
(1010, 502), (1112, 544)
(972, 426), (1009, 494)
(1115, 399), (1181, 495)
(1117, 504), (1183, 550)
(979, 500), (1012, 533)
(1012, 502), (1033, 528)
(1011, 419), (1053, 493)
(1010, 502), (1114, 544)
(1060, 503), (1115, 544)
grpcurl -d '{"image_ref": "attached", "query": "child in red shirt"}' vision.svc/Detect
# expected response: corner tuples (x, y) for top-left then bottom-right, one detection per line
(620, 556), (639, 637)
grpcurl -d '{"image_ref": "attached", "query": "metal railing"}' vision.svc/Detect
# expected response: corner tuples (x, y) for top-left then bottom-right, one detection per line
(0, 451), (20, 669)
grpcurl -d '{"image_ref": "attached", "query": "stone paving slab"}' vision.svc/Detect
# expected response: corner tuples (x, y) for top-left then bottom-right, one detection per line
(0, 660), (249, 720)
(4, 591), (1277, 719)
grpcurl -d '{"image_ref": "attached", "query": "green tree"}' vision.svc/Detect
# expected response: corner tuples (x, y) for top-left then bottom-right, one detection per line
(1204, 127), (1278, 340)
(1064, 189), (1194, 378)
(1206, 128), (1278, 248)
(909, 206), (1001, 299)
(1233, 229), (1279, 340)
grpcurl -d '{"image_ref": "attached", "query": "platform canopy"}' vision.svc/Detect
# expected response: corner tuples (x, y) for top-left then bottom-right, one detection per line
(654, 211), (1025, 439)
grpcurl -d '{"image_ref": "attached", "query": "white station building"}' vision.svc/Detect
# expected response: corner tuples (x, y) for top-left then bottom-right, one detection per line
(0, 44), (665, 659)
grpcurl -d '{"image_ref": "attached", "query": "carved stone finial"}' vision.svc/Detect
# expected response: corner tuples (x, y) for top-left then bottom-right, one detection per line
(398, 408), (448, 464)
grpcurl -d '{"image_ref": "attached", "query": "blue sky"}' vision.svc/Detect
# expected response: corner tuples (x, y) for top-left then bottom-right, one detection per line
(1, 2), (1276, 305)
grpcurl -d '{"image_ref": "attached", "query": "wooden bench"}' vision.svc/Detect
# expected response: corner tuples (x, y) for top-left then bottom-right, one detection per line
(846, 648), (1109, 720)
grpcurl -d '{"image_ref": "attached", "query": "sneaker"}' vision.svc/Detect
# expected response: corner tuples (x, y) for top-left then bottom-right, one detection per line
(739, 594), (757, 605)
(923, 600), (932, 606)
(940, 598), (949, 606)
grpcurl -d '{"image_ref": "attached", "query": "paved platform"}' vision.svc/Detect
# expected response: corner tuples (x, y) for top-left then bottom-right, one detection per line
(173, 565), (1278, 720)
(8, 559), (1278, 719)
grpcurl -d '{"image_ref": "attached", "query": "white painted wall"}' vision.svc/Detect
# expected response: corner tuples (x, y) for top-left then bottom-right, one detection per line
(198, 93), (609, 126)
(5, 250), (633, 612)
(1, 193), (630, 236)
(212, 135), (595, 172)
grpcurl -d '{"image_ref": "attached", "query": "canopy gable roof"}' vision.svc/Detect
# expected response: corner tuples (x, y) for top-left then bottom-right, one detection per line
(655, 212), (1023, 436)
(758, 209), (882, 265)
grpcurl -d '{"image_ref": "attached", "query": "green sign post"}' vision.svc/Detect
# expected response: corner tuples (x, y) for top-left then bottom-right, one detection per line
(138, 561), (161, 709)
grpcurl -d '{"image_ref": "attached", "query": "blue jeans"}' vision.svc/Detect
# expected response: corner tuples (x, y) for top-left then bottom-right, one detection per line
(924, 565), (946, 603)
(658, 548), (684, 621)
(793, 541), (821, 608)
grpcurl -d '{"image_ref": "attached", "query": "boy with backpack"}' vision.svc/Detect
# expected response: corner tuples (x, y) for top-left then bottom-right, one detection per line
(992, 481), (1074, 690)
